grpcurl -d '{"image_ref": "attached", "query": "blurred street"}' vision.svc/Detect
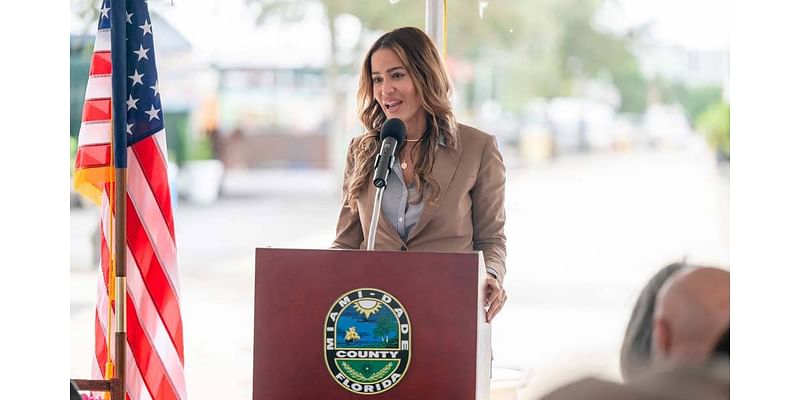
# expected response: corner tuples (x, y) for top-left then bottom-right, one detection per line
(70, 142), (729, 399)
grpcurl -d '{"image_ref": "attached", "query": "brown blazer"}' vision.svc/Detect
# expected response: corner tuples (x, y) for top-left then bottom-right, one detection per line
(332, 123), (507, 282)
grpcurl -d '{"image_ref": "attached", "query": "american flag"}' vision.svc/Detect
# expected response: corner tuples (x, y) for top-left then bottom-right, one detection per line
(73, 1), (187, 399)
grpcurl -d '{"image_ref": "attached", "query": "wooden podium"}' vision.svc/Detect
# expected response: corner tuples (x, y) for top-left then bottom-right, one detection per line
(253, 248), (492, 399)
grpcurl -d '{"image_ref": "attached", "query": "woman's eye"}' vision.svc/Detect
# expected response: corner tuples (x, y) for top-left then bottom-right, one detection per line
(392, 72), (404, 79)
(372, 77), (382, 84)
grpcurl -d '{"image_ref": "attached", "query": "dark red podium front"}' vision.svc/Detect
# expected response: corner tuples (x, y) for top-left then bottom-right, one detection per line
(253, 248), (490, 400)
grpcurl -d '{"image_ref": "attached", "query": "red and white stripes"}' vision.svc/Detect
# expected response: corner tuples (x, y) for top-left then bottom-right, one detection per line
(91, 135), (187, 400)
(77, 25), (187, 400)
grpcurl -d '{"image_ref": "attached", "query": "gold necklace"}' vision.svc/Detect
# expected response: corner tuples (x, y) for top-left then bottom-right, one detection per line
(400, 141), (419, 170)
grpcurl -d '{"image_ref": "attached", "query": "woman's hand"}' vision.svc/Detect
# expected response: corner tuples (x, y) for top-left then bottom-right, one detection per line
(485, 275), (507, 323)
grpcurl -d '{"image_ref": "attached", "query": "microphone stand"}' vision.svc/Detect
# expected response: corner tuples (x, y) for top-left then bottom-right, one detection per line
(366, 185), (385, 250)
(367, 119), (404, 250)
(367, 146), (396, 250)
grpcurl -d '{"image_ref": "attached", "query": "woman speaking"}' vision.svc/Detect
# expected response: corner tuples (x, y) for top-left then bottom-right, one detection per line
(332, 27), (508, 322)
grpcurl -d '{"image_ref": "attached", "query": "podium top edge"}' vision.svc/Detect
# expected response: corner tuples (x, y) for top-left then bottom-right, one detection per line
(254, 247), (483, 257)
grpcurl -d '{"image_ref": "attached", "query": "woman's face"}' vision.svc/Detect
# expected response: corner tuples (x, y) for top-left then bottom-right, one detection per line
(370, 48), (426, 136)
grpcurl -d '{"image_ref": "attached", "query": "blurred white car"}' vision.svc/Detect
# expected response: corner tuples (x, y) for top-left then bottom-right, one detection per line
(642, 104), (695, 148)
(545, 97), (616, 154)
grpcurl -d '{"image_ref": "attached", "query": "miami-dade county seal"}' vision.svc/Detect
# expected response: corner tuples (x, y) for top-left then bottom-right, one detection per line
(324, 288), (411, 395)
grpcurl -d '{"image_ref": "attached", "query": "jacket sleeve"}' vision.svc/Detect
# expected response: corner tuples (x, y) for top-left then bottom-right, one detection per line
(471, 135), (507, 283)
(331, 138), (364, 249)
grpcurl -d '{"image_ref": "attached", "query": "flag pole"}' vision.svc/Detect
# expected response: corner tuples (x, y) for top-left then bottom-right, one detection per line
(110, 0), (128, 396)
(105, 179), (115, 397)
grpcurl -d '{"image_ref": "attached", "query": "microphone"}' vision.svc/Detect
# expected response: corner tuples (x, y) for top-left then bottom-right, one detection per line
(372, 118), (406, 188)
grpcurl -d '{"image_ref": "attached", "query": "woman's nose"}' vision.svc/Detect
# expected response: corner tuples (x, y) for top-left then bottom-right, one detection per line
(382, 84), (396, 96)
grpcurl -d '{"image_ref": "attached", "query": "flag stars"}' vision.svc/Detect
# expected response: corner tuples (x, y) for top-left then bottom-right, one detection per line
(129, 69), (145, 86)
(139, 19), (153, 36)
(145, 105), (161, 121)
(133, 45), (150, 61)
(100, 5), (110, 19)
(127, 122), (134, 135)
(126, 12), (134, 24)
(151, 80), (160, 97)
(126, 95), (140, 110)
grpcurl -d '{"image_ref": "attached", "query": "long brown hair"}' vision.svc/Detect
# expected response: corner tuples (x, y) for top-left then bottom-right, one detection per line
(345, 26), (458, 209)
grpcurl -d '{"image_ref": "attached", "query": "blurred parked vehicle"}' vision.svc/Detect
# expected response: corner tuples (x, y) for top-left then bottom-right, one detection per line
(474, 100), (522, 154)
(518, 99), (553, 162)
(642, 103), (695, 148)
(610, 113), (643, 151)
(545, 97), (616, 155)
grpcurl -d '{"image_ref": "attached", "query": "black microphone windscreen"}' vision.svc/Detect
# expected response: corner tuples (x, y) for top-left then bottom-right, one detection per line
(380, 118), (406, 143)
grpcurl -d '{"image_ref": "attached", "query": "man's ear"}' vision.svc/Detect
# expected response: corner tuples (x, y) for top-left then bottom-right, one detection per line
(652, 318), (671, 357)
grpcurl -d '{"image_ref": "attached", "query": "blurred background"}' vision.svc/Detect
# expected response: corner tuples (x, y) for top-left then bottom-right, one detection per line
(70, 0), (729, 399)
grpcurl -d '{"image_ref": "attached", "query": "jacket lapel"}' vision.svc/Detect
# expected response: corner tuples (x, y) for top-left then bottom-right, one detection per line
(406, 146), (463, 242)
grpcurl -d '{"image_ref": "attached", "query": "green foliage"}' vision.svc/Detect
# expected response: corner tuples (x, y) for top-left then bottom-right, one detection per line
(70, 136), (79, 173)
(164, 111), (190, 165)
(189, 135), (215, 161)
(557, 0), (623, 77)
(552, 0), (648, 113)
(70, 48), (92, 139)
(655, 81), (724, 124)
(248, 0), (648, 113)
(71, 135), (78, 154)
(328, 0), (424, 31)
(611, 60), (648, 114)
(72, 0), (101, 34)
(696, 101), (730, 157)
(248, 0), (424, 38)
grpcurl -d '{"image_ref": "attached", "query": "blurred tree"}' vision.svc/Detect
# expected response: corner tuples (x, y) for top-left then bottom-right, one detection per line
(70, 136), (79, 171)
(70, 1), (99, 139)
(696, 100), (730, 159)
(656, 81), (724, 125)
(611, 58), (648, 114)
(447, 1), (563, 112)
(188, 134), (216, 161)
(554, 0), (648, 112)
(164, 111), (191, 165)
(452, 0), (648, 113)
(72, 0), (100, 35)
(70, 46), (92, 139)
(246, 0), (422, 171)
(247, 0), (647, 116)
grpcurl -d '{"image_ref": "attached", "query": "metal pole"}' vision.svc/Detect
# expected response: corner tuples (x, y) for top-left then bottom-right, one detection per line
(113, 171), (127, 397)
(366, 187), (386, 250)
(425, 0), (444, 54)
(425, 0), (447, 57)
(110, 0), (128, 395)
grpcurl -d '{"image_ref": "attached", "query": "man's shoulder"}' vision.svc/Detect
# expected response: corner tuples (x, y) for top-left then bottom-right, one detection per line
(539, 378), (648, 400)
(631, 363), (729, 400)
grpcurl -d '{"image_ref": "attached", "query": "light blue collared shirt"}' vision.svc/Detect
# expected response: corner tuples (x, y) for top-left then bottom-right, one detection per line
(380, 160), (425, 242)
(380, 135), (447, 242)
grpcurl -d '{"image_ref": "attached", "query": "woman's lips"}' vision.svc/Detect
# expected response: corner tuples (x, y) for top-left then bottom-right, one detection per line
(384, 100), (402, 113)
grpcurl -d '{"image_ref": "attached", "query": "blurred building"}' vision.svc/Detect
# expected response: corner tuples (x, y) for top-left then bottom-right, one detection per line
(635, 43), (730, 98)
(71, 1), (346, 170)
